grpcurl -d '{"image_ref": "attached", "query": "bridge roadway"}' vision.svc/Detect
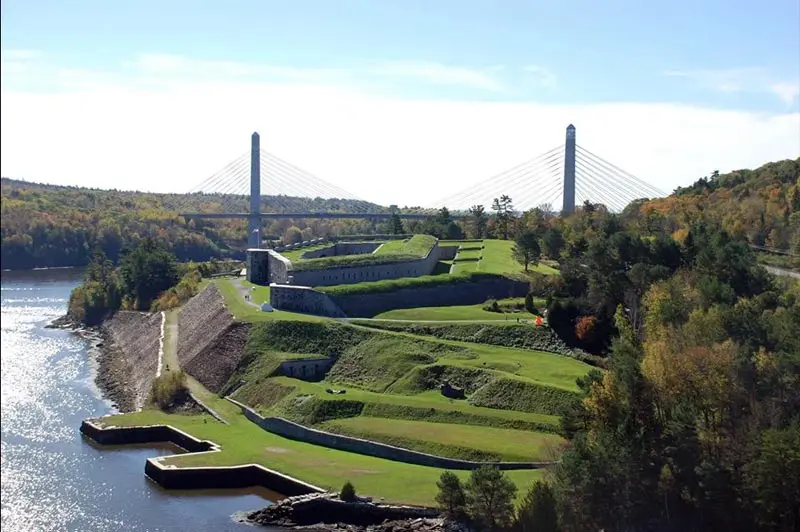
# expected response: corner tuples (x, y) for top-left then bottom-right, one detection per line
(180, 212), (468, 221)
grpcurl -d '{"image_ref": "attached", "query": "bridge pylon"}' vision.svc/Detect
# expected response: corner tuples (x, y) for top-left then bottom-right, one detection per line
(248, 132), (262, 248)
(562, 124), (576, 215)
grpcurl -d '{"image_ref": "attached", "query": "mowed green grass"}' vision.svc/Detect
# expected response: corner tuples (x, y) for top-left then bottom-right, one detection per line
(372, 303), (528, 321)
(451, 261), (478, 274)
(478, 240), (559, 275)
(101, 408), (544, 506)
(262, 376), (561, 426)
(347, 325), (588, 392)
(454, 249), (483, 260)
(373, 235), (436, 256)
(215, 280), (325, 323)
(321, 417), (565, 462)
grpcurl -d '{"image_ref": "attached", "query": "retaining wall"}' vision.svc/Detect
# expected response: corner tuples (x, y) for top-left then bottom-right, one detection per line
(270, 285), (347, 318)
(177, 284), (251, 393)
(228, 398), (543, 471)
(80, 419), (324, 496)
(102, 311), (162, 411)
(330, 277), (529, 318)
(289, 241), (441, 287)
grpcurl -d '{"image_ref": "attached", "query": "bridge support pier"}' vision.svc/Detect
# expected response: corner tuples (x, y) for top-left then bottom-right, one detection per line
(562, 124), (576, 215)
(248, 132), (262, 248)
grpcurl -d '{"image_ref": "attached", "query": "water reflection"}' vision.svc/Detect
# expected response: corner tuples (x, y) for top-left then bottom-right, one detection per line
(1, 269), (277, 531)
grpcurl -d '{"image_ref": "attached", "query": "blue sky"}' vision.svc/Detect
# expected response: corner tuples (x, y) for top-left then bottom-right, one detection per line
(1, 0), (799, 207)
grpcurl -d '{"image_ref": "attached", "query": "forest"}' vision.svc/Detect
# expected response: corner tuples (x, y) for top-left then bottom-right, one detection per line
(2, 158), (797, 270)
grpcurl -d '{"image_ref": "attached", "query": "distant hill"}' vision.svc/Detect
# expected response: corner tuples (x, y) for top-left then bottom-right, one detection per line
(0, 178), (389, 270)
(623, 158), (800, 255)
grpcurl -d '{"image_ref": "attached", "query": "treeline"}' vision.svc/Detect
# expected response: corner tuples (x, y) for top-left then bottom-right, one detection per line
(629, 158), (800, 258)
(0, 178), (391, 270)
(424, 222), (799, 531)
(67, 239), (236, 325)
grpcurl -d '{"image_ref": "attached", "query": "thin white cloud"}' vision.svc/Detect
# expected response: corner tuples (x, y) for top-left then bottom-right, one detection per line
(665, 67), (800, 105)
(370, 60), (506, 92)
(523, 65), (557, 89)
(1, 54), (799, 209)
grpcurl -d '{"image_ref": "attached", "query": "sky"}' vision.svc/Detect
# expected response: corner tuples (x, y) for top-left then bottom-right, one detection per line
(2, 0), (800, 208)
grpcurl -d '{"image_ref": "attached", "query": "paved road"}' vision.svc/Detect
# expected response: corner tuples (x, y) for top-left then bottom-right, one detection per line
(765, 266), (800, 280)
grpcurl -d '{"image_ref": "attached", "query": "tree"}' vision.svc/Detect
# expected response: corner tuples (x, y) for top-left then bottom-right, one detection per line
(435, 471), (467, 519)
(465, 466), (517, 531)
(513, 230), (541, 272)
(541, 227), (565, 259)
(515, 481), (559, 532)
(118, 238), (179, 310)
(283, 226), (303, 244)
(389, 213), (405, 235)
(469, 204), (488, 238)
(492, 195), (514, 239)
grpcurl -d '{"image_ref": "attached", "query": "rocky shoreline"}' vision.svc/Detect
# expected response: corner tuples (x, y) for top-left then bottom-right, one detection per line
(245, 493), (469, 532)
(49, 312), (159, 413)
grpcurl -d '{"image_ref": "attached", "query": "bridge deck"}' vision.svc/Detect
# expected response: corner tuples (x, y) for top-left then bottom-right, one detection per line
(180, 212), (465, 220)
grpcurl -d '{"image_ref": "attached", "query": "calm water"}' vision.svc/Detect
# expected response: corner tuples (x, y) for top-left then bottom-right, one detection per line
(1, 269), (275, 532)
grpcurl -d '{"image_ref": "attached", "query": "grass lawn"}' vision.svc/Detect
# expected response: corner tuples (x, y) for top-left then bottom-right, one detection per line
(478, 240), (559, 276)
(372, 304), (527, 321)
(100, 408), (544, 506)
(451, 261), (478, 274)
(373, 235), (436, 256)
(280, 244), (333, 261)
(321, 417), (565, 462)
(261, 376), (561, 426)
(454, 249), (483, 260)
(214, 280), (326, 323)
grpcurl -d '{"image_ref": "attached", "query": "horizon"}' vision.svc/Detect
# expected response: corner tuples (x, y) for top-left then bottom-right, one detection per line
(2, 0), (800, 207)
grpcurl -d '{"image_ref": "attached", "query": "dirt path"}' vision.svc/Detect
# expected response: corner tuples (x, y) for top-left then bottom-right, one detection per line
(161, 308), (232, 422)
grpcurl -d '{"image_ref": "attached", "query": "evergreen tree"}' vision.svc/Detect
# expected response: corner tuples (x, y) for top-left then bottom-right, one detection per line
(465, 466), (517, 531)
(515, 481), (559, 532)
(435, 471), (467, 519)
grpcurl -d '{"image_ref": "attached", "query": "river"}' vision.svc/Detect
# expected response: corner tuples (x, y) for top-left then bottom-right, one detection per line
(0, 269), (275, 531)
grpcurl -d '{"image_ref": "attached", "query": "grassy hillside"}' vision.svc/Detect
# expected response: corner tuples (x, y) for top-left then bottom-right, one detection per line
(222, 320), (591, 466)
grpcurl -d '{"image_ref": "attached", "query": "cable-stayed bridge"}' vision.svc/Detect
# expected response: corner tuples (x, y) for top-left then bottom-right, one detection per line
(179, 125), (666, 247)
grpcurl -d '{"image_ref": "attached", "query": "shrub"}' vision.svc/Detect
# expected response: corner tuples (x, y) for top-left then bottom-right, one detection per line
(340, 481), (357, 502)
(524, 292), (538, 315)
(436, 471), (467, 518)
(149, 371), (190, 410)
(482, 299), (501, 313)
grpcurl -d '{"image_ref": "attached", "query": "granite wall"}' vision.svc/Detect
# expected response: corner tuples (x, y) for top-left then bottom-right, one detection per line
(246, 249), (270, 285)
(270, 285), (347, 318)
(330, 277), (529, 318)
(289, 241), (440, 287)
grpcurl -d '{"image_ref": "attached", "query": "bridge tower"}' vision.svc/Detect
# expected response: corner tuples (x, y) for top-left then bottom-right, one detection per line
(248, 132), (262, 248)
(562, 124), (576, 215)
